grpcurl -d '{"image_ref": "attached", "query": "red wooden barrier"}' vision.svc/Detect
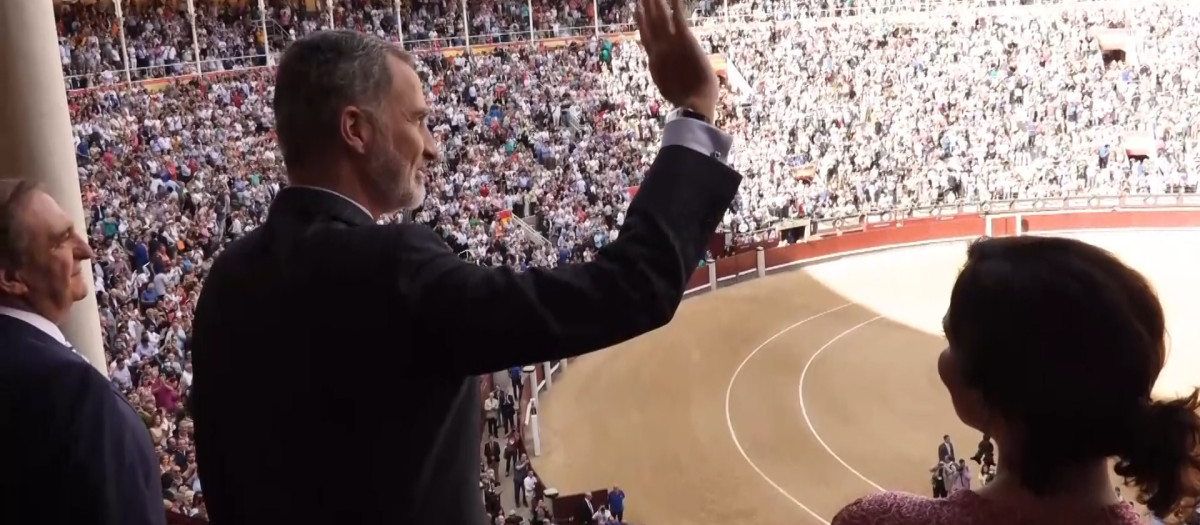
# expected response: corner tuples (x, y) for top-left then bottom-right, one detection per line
(685, 210), (1200, 291)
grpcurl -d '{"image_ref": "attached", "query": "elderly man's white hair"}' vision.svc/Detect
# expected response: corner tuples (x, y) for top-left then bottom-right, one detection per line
(0, 178), (43, 272)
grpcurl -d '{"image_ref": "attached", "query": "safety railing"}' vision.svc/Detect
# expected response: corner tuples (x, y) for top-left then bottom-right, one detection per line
(58, 0), (1144, 92)
(685, 193), (1200, 295)
(512, 216), (551, 247)
(811, 193), (1200, 234)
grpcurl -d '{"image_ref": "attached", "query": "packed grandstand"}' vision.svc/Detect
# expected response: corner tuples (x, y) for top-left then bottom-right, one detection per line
(61, 0), (1200, 521)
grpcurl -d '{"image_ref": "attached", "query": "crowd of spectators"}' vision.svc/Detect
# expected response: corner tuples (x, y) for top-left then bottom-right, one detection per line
(57, 0), (1200, 520)
(58, 0), (633, 89)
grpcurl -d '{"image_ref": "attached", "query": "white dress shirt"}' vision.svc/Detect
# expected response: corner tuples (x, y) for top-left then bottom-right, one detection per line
(288, 185), (374, 219)
(661, 115), (735, 164)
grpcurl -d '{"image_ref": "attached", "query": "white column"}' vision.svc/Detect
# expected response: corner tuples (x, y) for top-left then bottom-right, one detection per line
(187, 0), (202, 74)
(707, 259), (717, 291)
(527, 0), (535, 42)
(592, 0), (600, 34)
(543, 361), (553, 390)
(394, 0), (404, 47)
(523, 365), (539, 403)
(113, 0), (132, 84)
(461, 0), (471, 51)
(0, 0), (108, 376)
(755, 247), (765, 278)
(258, 0), (272, 66)
(530, 410), (542, 456)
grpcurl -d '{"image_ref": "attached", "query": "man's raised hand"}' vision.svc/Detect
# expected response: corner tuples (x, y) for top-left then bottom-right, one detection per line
(636, 0), (719, 122)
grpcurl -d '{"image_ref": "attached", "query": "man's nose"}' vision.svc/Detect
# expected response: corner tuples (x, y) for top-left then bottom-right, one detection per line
(74, 235), (95, 260)
(423, 129), (440, 162)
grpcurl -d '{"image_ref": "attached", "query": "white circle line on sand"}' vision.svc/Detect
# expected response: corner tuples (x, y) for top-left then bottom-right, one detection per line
(724, 302), (854, 525)
(797, 315), (887, 493)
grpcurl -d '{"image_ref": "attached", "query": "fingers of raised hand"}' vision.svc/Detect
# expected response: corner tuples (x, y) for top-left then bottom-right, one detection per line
(635, 0), (653, 45)
(670, 0), (688, 31)
(637, 0), (676, 46)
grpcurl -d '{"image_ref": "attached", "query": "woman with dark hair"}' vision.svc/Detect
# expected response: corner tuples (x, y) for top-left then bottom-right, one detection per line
(833, 236), (1200, 525)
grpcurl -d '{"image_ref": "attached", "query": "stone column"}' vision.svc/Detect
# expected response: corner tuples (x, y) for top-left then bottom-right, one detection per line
(0, 1), (108, 375)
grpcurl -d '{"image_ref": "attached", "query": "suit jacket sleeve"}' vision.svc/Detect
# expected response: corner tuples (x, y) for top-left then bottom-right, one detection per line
(403, 139), (741, 375)
(58, 365), (166, 525)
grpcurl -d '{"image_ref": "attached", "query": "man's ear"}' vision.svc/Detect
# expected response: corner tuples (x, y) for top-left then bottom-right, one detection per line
(0, 268), (26, 296)
(339, 105), (372, 156)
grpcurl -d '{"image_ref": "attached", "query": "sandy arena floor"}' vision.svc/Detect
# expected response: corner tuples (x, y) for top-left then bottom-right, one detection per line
(531, 231), (1200, 525)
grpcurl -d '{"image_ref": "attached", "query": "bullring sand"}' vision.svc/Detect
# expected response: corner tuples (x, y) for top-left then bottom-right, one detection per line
(531, 231), (1200, 525)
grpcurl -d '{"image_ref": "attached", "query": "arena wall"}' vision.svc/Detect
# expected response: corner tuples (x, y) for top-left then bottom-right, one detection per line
(684, 196), (1200, 294)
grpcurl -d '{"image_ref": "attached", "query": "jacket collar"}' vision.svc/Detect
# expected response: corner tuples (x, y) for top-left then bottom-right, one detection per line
(0, 306), (68, 346)
(268, 186), (376, 228)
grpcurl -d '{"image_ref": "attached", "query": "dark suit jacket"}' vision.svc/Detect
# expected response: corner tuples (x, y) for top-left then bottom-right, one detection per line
(483, 442), (501, 463)
(938, 441), (955, 462)
(0, 315), (165, 525)
(579, 499), (597, 525)
(190, 145), (741, 524)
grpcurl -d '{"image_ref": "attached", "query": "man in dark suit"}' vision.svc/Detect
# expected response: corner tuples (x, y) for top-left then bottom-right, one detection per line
(500, 390), (516, 435)
(483, 438), (502, 475)
(189, 1), (738, 523)
(0, 180), (165, 525)
(579, 493), (598, 525)
(938, 434), (956, 463)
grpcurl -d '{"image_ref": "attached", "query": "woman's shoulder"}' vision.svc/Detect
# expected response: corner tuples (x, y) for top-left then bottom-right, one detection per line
(832, 490), (1144, 525)
(833, 491), (960, 525)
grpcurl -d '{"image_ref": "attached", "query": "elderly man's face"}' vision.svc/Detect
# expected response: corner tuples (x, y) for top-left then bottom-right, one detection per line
(0, 191), (93, 323)
(363, 55), (438, 214)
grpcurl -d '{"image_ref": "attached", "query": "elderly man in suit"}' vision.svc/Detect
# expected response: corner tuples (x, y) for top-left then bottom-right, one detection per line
(189, 0), (740, 522)
(0, 180), (164, 525)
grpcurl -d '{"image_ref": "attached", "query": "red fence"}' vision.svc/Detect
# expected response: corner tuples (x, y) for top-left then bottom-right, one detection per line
(685, 208), (1200, 292)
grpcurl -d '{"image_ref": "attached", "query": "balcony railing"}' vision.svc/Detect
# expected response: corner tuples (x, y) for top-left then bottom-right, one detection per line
(60, 0), (1123, 90)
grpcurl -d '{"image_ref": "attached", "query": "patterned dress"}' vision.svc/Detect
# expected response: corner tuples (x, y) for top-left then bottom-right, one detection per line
(833, 489), (1142, 525)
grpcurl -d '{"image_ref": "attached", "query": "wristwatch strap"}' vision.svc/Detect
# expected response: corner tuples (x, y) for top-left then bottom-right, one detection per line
(666, 107), (712, 125)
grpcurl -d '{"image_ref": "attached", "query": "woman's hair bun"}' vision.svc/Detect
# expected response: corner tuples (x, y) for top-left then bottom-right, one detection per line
(1114, 388), (1200, 520)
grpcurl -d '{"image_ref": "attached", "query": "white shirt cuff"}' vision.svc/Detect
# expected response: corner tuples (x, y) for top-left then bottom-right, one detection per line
(661, 118), (734, 165)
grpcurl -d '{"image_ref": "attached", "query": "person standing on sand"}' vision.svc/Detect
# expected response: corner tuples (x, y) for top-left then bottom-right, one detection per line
(930, 461), (949, 499)
(609, 486), (626, 523)
(485, 391), (501, 438)
(951, 459), (972, 493)
(937, 434), (956, 463)
(500, 390), (517, 435)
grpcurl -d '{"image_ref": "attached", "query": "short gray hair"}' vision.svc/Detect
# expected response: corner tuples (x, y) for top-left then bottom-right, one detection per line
(273, 30), (416, 169)
(0, 179), (42, 272)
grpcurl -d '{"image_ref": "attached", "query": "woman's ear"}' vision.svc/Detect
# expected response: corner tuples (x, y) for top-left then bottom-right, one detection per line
(939, 347), (991, 432)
